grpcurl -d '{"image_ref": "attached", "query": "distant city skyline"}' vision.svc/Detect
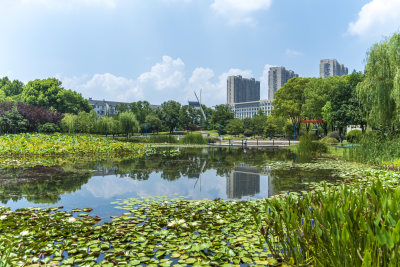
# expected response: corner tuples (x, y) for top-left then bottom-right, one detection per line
(320, 59), (348, 78)
(1, 0), (399, 106)
(268, 66), (298, 100)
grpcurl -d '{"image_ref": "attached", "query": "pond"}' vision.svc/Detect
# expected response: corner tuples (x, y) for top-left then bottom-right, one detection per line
(0, 147), (339, 221)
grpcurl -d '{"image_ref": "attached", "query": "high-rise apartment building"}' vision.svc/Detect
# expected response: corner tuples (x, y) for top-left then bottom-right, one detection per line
(227, 75), (260, 104)
(320, 59), (348, 78)
(268, 67), (298, 100)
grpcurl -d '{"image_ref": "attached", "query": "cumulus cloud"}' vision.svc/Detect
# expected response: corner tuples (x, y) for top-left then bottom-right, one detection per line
(137, 56), (185, 91)
(211, 0), (272, 24)
(61, 56), (265, 106)
(61, 56), (185, 104)
(348, 0), (400, 37)
(184, 67), (254, 106)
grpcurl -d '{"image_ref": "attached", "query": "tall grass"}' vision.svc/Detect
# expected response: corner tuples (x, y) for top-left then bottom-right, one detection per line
(179, 133), (207, 145)
(148, 135), (178, 144)
(297, 134), (327, 155)
(252, 180), (400, 266)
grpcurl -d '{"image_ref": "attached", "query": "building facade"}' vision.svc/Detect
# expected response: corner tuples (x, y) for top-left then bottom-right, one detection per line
(268, 67), (298, 100)
(320, 59), (348, 78)
(88, 98), (160, 117)
(227, 75), (260, 104)
(229, 99), (272, 119)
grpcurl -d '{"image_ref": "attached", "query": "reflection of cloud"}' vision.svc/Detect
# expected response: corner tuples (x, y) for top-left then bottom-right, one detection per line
(83, 176), (140, 199)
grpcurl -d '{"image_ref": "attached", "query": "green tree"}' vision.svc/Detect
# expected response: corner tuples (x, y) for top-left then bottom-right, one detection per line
(119, 111), (139, 137)
(129, 101), (154, 124)
(145, 114), (162, 134)
(0, 77), (24, 98)
(0, 106), (28, 134)
(226, 118), (244, 135)
(211, 104), (234, 134)
(21, 78), (91, 114)
(61, 114), (77, 133)
(357, 33), (400, 131)
(273, 77), (311, 138)
(160, 100), (181, 133)
(252, 110), (268, 136)
(264, 115), (288, 138)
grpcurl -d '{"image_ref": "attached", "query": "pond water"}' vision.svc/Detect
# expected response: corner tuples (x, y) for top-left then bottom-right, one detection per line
(0, 147), (338, 220)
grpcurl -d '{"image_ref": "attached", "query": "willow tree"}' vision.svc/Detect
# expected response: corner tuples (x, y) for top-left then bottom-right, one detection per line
(272, 77), (311, 138)
(357, 33), (400, 132)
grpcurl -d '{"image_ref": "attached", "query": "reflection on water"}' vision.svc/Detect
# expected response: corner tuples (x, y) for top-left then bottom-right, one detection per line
(0, 147), (339, 218)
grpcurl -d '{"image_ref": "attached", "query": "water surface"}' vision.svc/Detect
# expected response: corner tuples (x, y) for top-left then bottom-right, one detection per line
(0, 147), (338, 219)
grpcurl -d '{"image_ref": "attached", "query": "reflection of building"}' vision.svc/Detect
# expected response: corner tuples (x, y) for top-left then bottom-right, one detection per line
(268, 67), (298, 100)
(227, 75), (260, 104)
(229, 99), (272, 119)
(93, 166), (118, 176)
(320, 59), (348, 78)
(226, 164), (261, 199)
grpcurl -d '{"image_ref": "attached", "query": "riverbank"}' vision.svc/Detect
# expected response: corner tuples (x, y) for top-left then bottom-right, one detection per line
(0, 134), (180, 168)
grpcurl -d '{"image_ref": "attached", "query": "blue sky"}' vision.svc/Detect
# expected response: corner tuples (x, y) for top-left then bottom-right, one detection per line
(1, 0), (400, 106)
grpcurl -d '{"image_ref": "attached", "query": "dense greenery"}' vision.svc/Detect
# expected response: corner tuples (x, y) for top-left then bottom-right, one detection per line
(179, 132), (207, 144)
(252, 173), (400, 266)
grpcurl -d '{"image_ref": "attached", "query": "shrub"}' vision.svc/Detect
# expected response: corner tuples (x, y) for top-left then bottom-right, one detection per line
(297, 134), (327, 155)
(345, 129), (362, 143)
(328, 131), (340, 140)
(149, 135), (178, 144)
(37, 123), (60, 133)
(244, 129), (253, 137)
(320, 136), (339, 144)
(179, 133), (207, 144)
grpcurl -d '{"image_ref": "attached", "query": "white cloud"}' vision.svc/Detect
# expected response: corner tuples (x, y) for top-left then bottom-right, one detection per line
(61, 56), (185, 103)
(184, 67), (254, 106)
(285, 49), (303, 57)
(259, 64), (275, 100)
(137, 56), (185, 91)
(211, 0), (272, 24)
(348, 0), (400, 37)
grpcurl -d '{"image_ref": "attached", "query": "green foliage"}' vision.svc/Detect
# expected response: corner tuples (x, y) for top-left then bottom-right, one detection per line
(0, 77), (23, 98)
(0, 106), (28, 134)
(211, 104), (234, 134)
(320, 136), (339, 144)
(21, 78), (91, 114)
(119, 111), (139, 136)
(328, 130), (340, 140)
(252, 180), (400, 266)
(226, 118), (244, 135)
(160, 100), (181, 133)
(346, 129), (363, 143)
(297, 134), (328, 155)
(179, 132), (207, 144)
(357, 33), (400, 130)
(37, 123), (60, 133)
(244, 129), (253, 137)
(149, 135), (178, 143)
(145, 114), (162, 133)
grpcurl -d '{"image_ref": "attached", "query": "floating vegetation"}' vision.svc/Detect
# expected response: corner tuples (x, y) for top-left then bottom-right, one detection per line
(0, 134), (181, 168)
(0, 197), (278, 266)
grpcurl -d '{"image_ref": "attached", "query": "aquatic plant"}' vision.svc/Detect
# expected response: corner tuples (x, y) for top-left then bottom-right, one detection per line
(252, 179), (400, 266)
(179, 133), (207, 145)
(297, 134), (327, 155)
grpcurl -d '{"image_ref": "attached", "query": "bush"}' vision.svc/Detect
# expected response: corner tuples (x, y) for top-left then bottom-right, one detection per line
(37, 123), (60, 133)
(328, 131), (340, 140)
(243, 129), (253, 137)
(149, 135), (178, 144)
(179, 133), (207, 144)
(297, 134), (327, 155)
(320, 136), (339, 144)
(345, 129), (362, 143)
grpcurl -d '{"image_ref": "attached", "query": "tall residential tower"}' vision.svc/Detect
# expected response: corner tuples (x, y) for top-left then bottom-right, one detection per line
(227, 75), (260, 104)
(320, 59), (348, 78)
(268, 67), (298, 100)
